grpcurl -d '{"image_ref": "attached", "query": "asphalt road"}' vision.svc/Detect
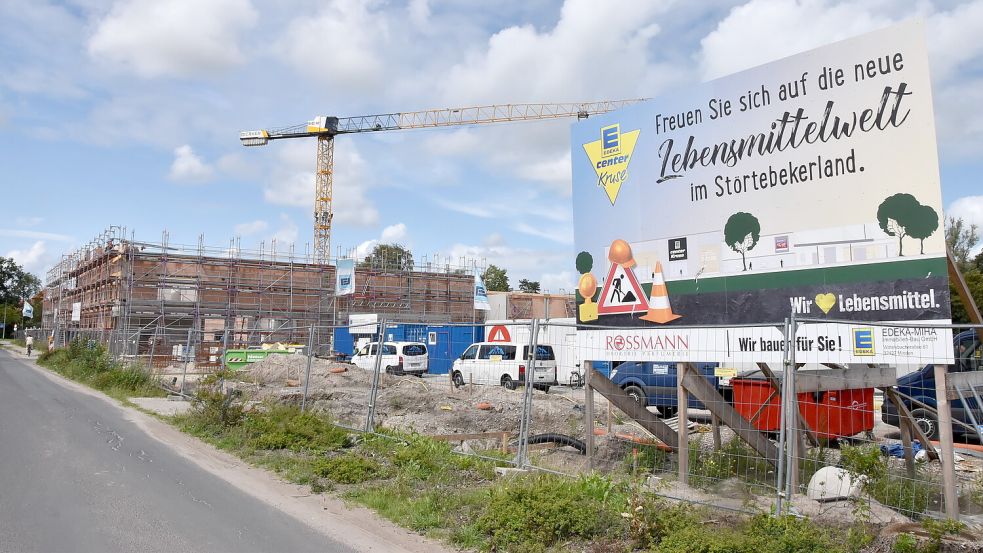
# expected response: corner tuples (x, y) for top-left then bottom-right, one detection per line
(0, 348), (355, 553)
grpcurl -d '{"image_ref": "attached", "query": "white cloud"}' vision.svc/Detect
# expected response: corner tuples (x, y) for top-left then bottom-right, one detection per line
(13, 216), (43, 228)
(168, 145), (214, 182)
(539, 270), (578, 294)
(0, 229), (73, 242)
(355, 239), (377, 259)
(234, 219), (268, 236)
(699, 1), (891, 80)
(275, 0), (389, 94)
(355, 222), (410, 259)
(269, 214), (298, 246)
(514, 222), (574, 245)
(948, 195), (983, 231)
(88, 0), (258, 78)
(441, 0), (668, 104)
(381, 222), (408, 242)
(430, 1), (672, 195)
(6, 241), (48, 274)
(446, 234), (572, 292)
(263, 140), (379, 227)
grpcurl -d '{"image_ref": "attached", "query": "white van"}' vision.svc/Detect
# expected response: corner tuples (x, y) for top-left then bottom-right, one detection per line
(451, 342), (557, 391)
(351, 342), (429, 376)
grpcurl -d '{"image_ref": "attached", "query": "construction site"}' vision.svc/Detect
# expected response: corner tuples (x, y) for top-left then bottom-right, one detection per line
(42, 225), (486, 369)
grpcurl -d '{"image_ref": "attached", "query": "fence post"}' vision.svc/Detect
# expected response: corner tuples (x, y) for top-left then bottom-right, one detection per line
(584, 360), (595, 471)
(775, 317), (791, 516)
(220, 328), (229, 372)
(301, 324), (315, 413)
(933, 363), (960, 520)
(514, 318), (540, 468)
(786, 313), (799, 500)
(677, 362), (689, 485)
(365, 318), (386, 432)
(180, 328), (192, 395)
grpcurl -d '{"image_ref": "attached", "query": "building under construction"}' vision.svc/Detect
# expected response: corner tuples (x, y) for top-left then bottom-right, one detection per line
(43, 226), (484, 367)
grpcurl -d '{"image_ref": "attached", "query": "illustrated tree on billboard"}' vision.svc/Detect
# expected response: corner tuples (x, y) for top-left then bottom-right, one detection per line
(877, 193), (938, 256)
(724, 212), (760, 271)
(908, 204), (940, 255)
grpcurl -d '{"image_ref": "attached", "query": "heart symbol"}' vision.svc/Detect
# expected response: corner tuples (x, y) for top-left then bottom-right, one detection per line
(815, 293), (836, 314)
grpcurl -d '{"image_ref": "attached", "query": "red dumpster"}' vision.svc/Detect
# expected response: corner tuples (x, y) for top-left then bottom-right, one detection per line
(731, 378), (874, 439)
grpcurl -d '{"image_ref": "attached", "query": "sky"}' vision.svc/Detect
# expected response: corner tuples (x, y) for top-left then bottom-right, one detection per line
(2, 0), (982, 294)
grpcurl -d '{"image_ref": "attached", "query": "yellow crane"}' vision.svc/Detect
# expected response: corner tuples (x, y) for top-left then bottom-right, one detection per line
(240, 100), (645, 263)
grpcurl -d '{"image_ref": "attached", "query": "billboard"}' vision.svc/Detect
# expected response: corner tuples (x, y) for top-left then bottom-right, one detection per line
(336, 258), (355, 296)
(571, 20), (952, 363)
(474, 268), (490, 311)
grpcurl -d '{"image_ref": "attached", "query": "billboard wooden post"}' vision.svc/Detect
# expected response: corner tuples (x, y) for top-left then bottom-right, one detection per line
(933, 364), (959, 520)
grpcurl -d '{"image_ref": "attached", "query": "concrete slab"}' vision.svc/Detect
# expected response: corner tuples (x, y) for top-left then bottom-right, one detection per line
(130, 396), (191, 416)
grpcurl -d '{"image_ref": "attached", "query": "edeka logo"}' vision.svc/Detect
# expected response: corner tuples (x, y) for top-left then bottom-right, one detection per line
(583, 123), (641, 205)
(853, 328), (875, 356)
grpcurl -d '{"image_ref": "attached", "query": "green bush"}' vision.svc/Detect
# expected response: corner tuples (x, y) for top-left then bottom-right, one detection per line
(892, 532), (919, 553)
(840, 444), (938, 515)
(241, 404), (350, 453)
(38, 339), (159, 397)
(315, 454), (383, 484)
(624, 492), (700, 549)
(190, 372), (244, 427)
(365, 431), (493, 482)
(474, 473), (627, 552)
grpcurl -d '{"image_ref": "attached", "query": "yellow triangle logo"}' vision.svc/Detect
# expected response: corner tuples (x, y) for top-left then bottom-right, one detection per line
(583, 124), (640, 205)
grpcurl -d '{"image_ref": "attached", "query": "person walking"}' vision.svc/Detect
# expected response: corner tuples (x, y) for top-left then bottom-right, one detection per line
(25, 335), (34, 357)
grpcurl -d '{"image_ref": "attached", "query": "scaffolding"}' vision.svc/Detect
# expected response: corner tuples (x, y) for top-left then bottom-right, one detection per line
(43, 226), (485, 369)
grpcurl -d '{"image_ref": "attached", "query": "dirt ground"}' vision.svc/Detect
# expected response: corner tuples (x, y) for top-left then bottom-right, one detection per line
(224, 354), (664, 468)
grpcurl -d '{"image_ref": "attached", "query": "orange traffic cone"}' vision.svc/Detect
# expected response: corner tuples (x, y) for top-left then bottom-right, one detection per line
(639, 261), (682, 323)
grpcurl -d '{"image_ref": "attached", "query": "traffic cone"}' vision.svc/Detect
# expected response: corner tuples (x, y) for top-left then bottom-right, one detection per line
(639, 262), (682, 323)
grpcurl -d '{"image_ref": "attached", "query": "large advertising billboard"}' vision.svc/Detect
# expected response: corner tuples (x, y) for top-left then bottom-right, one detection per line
(571, 20), (953, 363)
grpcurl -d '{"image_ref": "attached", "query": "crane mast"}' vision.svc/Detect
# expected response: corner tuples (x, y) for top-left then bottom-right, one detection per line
(240, 99), (646, 264)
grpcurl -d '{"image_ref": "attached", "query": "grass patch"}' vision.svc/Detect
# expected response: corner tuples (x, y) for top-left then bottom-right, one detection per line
(37, 339), (162, 400)
(840, 443), (940, 516)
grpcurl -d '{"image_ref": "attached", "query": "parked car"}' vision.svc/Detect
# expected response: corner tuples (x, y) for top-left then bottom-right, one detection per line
(351, 341), (429, 376)
(452, 342), (557, 392)
(608, 361), (720, 418)
(881, 330), (982, 439)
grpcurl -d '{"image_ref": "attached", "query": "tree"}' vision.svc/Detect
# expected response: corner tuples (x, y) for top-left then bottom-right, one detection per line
(358, 243), (414, 271)
(517, 279), (541, 293)
(0, 257), (41, 305)
(482, 265), (509, 292)
(723, 212), (761, 271)
(907, 204), (940, 255)
(25, 291), (43, 328)
(945, 216), (979, 270)
(949, 269), (983, 324)
(876, 193), (922, 256)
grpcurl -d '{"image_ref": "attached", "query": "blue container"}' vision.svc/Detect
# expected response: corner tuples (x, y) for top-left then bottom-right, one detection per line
(333, 327), (355, 356)
(382, 323), (427, 343)
(425, 325), (483, 375)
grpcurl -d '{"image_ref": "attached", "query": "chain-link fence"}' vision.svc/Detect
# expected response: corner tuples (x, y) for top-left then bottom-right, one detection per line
(26, 314), (983, 523)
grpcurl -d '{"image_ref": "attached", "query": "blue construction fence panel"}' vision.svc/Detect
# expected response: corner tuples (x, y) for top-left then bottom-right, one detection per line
(331, 323), (483, 375)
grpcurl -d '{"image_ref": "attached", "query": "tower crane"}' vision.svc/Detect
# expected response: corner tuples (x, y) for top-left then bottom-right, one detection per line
(240, 100), (645, 264)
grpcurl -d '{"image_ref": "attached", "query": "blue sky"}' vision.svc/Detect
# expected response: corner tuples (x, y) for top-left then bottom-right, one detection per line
(2, 0), (982, 293)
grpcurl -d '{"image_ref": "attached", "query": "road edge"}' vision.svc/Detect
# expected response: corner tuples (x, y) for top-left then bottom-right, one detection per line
(6, 349), (455, 553)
